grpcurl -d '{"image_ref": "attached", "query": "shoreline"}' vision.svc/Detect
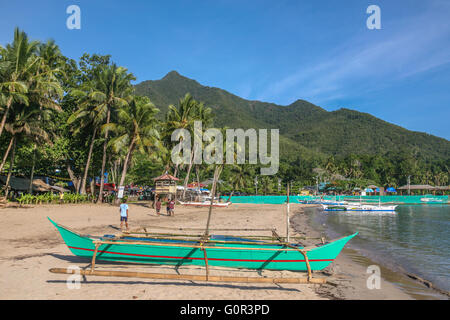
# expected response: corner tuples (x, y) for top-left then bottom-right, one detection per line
(290, 205), (449, 300)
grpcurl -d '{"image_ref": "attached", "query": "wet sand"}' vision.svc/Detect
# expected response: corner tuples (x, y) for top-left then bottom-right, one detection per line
(0, 202), (418, 299)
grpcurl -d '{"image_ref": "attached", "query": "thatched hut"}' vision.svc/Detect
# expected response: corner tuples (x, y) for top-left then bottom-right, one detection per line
(398, 184), (436, 195)
(0, 176), (68, 193)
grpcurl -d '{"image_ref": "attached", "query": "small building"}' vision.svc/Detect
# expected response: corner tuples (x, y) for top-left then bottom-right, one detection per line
(153, 173), (179, 199)
(398, 184), (436, 195)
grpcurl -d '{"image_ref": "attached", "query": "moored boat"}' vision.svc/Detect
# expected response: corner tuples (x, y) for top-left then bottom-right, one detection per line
(298, 199), (348, 205)
(321, 203), (398, 212)
(178, 200), (232, 207)
(420, 197), (445, 203)
(48, 217), (357, 272)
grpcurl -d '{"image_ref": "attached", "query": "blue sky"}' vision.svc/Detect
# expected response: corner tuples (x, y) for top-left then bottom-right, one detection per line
(1, 0), (449, 139)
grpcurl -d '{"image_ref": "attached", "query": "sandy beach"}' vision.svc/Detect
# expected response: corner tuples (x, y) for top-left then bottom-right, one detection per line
(0, 202), (421, 300)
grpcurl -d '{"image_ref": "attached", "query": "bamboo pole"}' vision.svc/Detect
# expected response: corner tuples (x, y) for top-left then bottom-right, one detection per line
(280, 242), (313, 281)
(116, 233), (320, 245)
(125, 226), (275, 233)
(90, 243), (100, 272)
(286, 183), (290, 243)
(92, 239), (312, 251)
(204, 166), (220, 236)
(49, 268), (327, 284)
(200, 244), (209, 281)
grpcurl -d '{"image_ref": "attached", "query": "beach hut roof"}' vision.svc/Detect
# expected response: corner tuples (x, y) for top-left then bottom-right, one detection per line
(201, 179), (224, 185)
(50, 185), (70, 193)
(153, 173), (179, 181)
(0, 176), (52, 192)
(398, 184), (435, 190)
(433, 186), (450, 190)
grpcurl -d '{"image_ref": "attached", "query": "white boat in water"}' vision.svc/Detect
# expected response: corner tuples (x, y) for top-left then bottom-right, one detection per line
(420, 197), (445, 203)
(178, 201), (232, 208)
(298, 198), (348, 205)
(321, 203), (398, 212)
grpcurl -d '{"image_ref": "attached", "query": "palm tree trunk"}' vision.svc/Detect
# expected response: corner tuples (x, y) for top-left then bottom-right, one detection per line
(0, 97), (13, 138)
(0, 136), (14, 173)
(66, 163), (80, 193)
(196, 165), (200, 189)
(204, 165), (223, 235)
(97, 109), (111, 203)
(80, 128), (97, 194)
(28, 143), (37, 194)
(118, 137), (136, 187)
(90, 178), (95, 198)
(182, 149), (195, 200)
(4, 137), (16, 198)
(173, 163), (179, 178)
(227, 190), (234, 202)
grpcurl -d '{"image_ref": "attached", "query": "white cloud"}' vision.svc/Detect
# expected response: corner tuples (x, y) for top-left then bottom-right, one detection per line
(259, 3), (450, 105)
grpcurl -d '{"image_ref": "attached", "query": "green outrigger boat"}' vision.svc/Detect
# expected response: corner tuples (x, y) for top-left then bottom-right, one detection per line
(48, 217), (357, 283)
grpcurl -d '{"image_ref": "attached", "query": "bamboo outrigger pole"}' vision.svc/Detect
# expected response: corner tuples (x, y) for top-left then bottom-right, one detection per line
(286, 183), (290, 243)
(49, 268), (327, 284)
(204, 165), (221, 236)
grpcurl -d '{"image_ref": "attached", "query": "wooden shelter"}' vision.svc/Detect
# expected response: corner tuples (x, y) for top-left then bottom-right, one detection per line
(398, 184), (440, 195)
(153, 173), (179, 199)
(0, 176), (54, 192)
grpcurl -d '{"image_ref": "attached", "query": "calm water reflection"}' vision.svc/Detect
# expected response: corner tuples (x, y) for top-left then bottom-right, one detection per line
(313, 205), (450, 292)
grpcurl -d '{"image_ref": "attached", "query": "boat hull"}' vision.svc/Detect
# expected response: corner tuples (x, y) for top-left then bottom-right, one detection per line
(321, 204), (398, 212)
(178, 201), (231, 207)
(48, 218), (356, 271)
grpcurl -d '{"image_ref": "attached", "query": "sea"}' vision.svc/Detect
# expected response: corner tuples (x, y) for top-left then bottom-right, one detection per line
(308, 204), (450, 296)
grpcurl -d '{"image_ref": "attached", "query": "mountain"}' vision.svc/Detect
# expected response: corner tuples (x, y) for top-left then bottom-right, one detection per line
(134, 71), (450, 161)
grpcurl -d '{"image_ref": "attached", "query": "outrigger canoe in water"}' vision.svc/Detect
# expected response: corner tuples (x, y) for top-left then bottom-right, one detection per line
(48, 217), (357, 272)
(178, 200), (232, 208)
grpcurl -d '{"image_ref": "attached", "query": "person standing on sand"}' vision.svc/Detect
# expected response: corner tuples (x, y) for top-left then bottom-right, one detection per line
(119, 198), (129, 230)
(155, 197), (161, 216)
(168, 198), (175, 217)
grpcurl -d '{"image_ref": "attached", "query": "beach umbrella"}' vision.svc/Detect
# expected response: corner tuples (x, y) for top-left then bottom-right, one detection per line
(365, 188), (374, 192)
(386, 187), (396, 192)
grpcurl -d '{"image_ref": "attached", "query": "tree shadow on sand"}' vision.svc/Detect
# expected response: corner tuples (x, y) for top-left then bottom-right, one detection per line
(45, 278), (300, 292)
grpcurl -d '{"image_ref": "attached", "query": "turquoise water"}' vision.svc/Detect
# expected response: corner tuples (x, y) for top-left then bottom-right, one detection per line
(312, 204), (450, 293)
(224, 195), (449, 204)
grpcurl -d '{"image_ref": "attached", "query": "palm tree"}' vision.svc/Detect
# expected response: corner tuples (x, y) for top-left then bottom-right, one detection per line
(0, 33), (62, 180)
(164, 93), (198, 179)
(26, 41), (63, 192)
(0, 28), (40, 138)
(106, 96), (161, 190)
(182, 101), (213, 200)
(227, 164), (253, 201)
(67, 83), (106, 194)
(260, 176), (273, 195)
(88, 63), (135, 203)
(204, 127), (235, 235)
(2, 106), (49, 196)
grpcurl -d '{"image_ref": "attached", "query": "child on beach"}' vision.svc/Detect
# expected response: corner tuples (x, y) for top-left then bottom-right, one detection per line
(155, 197), (161, 216)
(119, 198), (129, 230)
(168, 198), (175, 217)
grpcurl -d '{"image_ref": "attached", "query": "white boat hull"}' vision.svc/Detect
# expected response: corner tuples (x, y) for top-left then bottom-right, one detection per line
(321, 204), (398, 212)
(178, 201), (232, 207)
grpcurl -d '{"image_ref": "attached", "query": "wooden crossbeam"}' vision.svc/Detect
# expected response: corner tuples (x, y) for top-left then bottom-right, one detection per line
(49, 268), (327, 284)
